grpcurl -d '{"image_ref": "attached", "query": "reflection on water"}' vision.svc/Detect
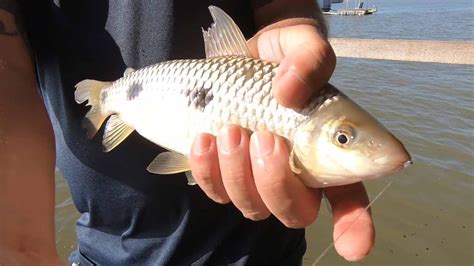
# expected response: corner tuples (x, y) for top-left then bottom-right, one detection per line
(55, 0), (473, 264)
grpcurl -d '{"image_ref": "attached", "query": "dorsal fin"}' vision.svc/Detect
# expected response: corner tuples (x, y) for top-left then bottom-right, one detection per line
(202, 6), (252, 58)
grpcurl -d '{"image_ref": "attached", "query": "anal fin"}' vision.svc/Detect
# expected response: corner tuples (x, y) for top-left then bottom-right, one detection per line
(102, 115), (134, 152)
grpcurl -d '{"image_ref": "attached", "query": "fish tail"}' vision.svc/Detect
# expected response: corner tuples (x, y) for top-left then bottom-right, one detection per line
(74, 79), (112, 138)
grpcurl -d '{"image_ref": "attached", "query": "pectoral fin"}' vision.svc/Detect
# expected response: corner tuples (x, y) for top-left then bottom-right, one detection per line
(147, 152), (191, 175)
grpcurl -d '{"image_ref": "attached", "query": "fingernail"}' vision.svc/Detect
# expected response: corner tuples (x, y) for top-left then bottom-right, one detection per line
(193, 135), (212, 155)
(254, 131), (274, 156)
(219, 125), (242, 153)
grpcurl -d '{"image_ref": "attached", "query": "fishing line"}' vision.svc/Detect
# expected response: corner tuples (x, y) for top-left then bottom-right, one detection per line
(311, 180), (394, 266)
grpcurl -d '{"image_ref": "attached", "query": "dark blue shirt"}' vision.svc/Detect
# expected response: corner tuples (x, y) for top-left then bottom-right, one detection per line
(20, 1), (306, 264)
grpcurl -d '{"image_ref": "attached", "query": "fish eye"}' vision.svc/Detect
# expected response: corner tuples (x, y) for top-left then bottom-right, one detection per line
(337, 133), (349, 144)
(333, 125), (355, 147)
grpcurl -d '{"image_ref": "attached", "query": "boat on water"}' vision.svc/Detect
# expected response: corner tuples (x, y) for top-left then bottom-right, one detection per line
(320, 0), (377, 16)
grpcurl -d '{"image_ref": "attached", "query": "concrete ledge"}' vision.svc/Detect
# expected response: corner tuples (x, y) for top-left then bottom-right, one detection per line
(329, 38), (474, 65)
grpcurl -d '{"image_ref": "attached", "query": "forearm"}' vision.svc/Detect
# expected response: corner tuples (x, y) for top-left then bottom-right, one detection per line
(0, 1), (58, 263)
(252, 0), (328, 38)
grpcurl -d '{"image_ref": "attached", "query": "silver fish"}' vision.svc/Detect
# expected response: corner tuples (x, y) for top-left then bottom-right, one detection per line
(75, 6), (411, 187)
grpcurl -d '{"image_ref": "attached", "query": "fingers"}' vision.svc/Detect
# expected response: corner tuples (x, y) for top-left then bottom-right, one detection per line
(190, 126), (321, 227)
(216, 125), (270, 220)
(248, 24), (336, 108)
(324, 182), (375, 261)
(191, 126), (270, 220)
(250, 131), (320, 228)
(189, 133), (230, 204)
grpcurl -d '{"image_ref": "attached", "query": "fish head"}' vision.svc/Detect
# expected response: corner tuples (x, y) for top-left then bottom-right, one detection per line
(292, 92), (411, 188)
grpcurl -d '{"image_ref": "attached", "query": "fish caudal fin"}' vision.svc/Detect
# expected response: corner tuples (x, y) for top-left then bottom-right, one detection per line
(75, 79), (111, 139)
(147, 152), (196, 185)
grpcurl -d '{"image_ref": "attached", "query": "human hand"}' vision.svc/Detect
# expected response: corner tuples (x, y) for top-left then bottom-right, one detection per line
(189, 21), (374, 261)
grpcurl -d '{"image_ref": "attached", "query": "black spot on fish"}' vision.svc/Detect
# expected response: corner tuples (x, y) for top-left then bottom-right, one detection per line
(127, 82), (143, 100)
(204, 91), (214, 105)
(186, 85), (214, 110)
(190, 90), (198, 101)
(183, 87), (191, 97)
(197, 90), (206, 105)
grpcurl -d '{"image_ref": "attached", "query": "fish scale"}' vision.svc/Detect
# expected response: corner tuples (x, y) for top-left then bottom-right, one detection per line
(99, 56), (339, 154)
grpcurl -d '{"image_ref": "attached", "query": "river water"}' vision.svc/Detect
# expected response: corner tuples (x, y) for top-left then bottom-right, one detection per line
(55, 0), (474, 264)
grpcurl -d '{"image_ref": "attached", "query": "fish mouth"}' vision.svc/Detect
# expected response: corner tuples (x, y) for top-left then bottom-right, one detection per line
(388, 159), (413, 174)
(371, 153), (412, 177)
(372, 142), (412, 173)
(398, 159), (413, 171)
(403, 160), (413, 168)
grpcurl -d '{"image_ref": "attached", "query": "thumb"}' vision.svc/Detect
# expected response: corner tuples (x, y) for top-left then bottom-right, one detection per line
(248, 24), (336, 108)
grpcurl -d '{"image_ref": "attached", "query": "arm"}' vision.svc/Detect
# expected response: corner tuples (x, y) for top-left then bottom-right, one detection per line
(0, 1), (61, 264)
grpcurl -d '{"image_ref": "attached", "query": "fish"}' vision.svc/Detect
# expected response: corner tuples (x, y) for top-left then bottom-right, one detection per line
(74, 6), (411, 188)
